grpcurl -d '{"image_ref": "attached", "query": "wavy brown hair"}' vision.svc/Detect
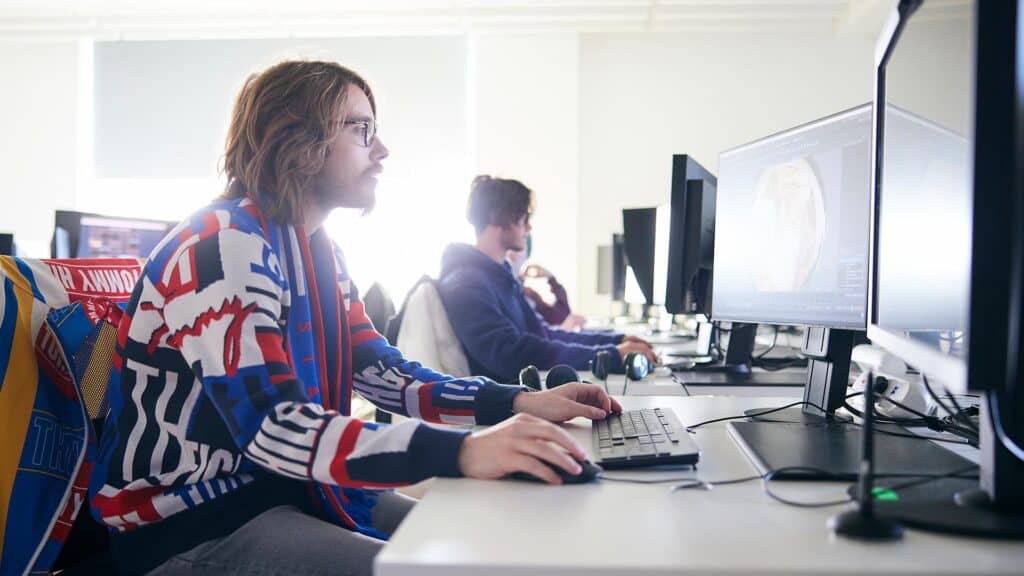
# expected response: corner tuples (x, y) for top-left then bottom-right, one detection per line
(220, 60), (375, 224)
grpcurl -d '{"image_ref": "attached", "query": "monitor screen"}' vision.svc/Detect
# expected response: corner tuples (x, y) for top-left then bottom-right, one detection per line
(53, 210), (174, 259)
(712, 104), (872, 329)
(867, 0), (975, 393)
(0, 233), (13, 256)
(874, 107), (970, 339)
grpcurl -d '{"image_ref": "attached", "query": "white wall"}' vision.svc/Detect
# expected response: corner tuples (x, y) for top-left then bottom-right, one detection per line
(574, 29), (878, 315)
(0, 15), (968, 318)
(0, 41), (79, 257)
(471, 33), (580, 300)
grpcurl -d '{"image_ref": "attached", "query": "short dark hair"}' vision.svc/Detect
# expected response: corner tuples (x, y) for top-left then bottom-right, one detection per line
(467, 175), (533, 234)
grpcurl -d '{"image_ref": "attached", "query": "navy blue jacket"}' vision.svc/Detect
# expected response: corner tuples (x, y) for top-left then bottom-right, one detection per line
(438, 243), (624, 383)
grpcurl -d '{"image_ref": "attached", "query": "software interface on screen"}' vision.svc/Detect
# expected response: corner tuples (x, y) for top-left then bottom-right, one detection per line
(76, 216), (170, 258)
(713, 105), (871, 329)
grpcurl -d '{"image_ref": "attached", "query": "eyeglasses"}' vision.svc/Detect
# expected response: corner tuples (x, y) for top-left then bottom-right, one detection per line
(341, 119), (377, 148)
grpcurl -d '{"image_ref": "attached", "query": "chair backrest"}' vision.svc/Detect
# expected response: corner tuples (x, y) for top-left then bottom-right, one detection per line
(393, 276), (470, 378)
(362, 281), (396, 336)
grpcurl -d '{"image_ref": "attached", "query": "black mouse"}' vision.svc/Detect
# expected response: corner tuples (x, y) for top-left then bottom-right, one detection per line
(509, 460), (602, 484)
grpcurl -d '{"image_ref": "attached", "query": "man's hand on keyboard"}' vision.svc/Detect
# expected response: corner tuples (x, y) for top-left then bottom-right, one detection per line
(512, 382), (623, 423)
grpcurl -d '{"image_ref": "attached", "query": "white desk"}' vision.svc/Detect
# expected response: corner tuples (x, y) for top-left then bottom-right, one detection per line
(376, 395), (1024, 576)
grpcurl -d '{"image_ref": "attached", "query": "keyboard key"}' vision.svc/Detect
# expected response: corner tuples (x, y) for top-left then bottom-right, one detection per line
(593, 407), (699, 469)
(627, 443), (656, 458)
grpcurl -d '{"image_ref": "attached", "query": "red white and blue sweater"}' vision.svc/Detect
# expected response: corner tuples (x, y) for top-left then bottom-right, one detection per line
(88, 197), (525, 546)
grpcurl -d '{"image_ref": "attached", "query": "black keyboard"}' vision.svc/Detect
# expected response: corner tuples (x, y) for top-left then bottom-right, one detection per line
(592, 407), (700, 469)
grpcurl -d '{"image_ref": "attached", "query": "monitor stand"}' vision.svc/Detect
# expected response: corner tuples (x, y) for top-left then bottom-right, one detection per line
(723, 327), (965, 481)
(743, 327), (860, 423)
(686, 322), (756, 374)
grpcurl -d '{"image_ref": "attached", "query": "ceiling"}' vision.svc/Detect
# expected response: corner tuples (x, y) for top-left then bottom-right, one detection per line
(0, 0), (970, 41)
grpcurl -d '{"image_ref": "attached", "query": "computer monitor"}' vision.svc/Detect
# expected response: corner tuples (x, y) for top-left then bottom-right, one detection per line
(714, 104), (871, 330)
(713, 103), (872, 408)
(611, 233), (626, 302)
(0, 233), (14, 256)
(865, 0), (1023, 537)
(622, 206), (670, 306)
(52, 210), (174, 259)
(665, 155), (717, 316)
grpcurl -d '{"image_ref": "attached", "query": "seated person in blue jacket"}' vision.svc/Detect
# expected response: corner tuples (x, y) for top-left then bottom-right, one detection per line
(88, 60), (621, 576)
(438, 175), (656, 383)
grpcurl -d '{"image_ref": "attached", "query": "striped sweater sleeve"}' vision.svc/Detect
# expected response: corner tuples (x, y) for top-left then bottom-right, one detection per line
(158, 226), (469, 487)
(345, 279), (528, 427)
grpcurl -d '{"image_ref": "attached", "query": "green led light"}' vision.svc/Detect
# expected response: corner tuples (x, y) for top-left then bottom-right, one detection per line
(871, 487), (899, 501)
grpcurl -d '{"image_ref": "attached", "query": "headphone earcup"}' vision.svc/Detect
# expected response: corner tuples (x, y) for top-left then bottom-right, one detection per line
(624, 352), (650, 381)
(545, 364), (580, 389)
(591, 350), (609, 381)
(519, 365), (543, 390)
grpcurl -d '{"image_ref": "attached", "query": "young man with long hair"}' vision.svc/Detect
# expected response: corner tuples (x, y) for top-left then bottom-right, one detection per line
(89, 60), (620, 575)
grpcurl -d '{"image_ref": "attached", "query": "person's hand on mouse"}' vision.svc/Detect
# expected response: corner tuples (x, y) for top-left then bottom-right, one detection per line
(511, 381), (623, 423)
(458, 413), (585, 485)
(617, 340), (658, 365)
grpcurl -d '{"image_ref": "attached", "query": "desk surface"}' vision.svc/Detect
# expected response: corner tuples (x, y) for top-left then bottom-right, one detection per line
(376, 395), (1024, 576)
(588, 370), (806, 397)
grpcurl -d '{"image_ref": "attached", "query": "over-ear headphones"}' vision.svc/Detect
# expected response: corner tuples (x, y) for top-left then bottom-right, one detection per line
(591, 350), (650, 394)
(624, 352), (651, 381)
(592, 351), (610, 387)
(518, 364), (581, 391)
(518, 365), (542, 390)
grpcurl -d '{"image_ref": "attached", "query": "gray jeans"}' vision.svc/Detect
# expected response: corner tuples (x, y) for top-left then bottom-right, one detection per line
(146, 491), (417, 576)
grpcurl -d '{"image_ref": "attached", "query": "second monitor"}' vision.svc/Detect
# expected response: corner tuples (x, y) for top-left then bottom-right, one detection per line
(714, 103), (872, 418)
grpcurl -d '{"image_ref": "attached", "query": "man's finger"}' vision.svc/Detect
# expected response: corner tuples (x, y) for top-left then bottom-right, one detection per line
(609, 396), (624, 413)
(520, 421), (586, 460)
(569, 402), (608, 421)
(517, 439), (582, 476)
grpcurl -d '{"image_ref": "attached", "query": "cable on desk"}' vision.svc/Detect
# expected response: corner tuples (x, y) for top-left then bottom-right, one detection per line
(759, 467), (982, 509)
(921, 374), (972, 430)
(754, 327), (779, 359)
(669, 373), (691, 396)
(841, 396), (978, 446)
(881, 464), (979, 493)
(683, 393), (975, 446)
(684, 398), (842, 432)
(761, 467), (853, 508)
(668, 474), (764, 492)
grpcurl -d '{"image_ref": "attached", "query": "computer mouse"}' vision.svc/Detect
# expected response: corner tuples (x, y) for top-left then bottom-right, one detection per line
(508, 459), (603, 485)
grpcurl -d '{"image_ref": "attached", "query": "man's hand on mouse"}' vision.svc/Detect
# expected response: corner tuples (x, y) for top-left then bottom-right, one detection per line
(458, 413), (585, 485)
(511, 381), (623, 423)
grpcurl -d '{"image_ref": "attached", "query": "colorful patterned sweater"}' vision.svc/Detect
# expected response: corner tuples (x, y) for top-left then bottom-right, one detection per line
(89, 197), (526, 542)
